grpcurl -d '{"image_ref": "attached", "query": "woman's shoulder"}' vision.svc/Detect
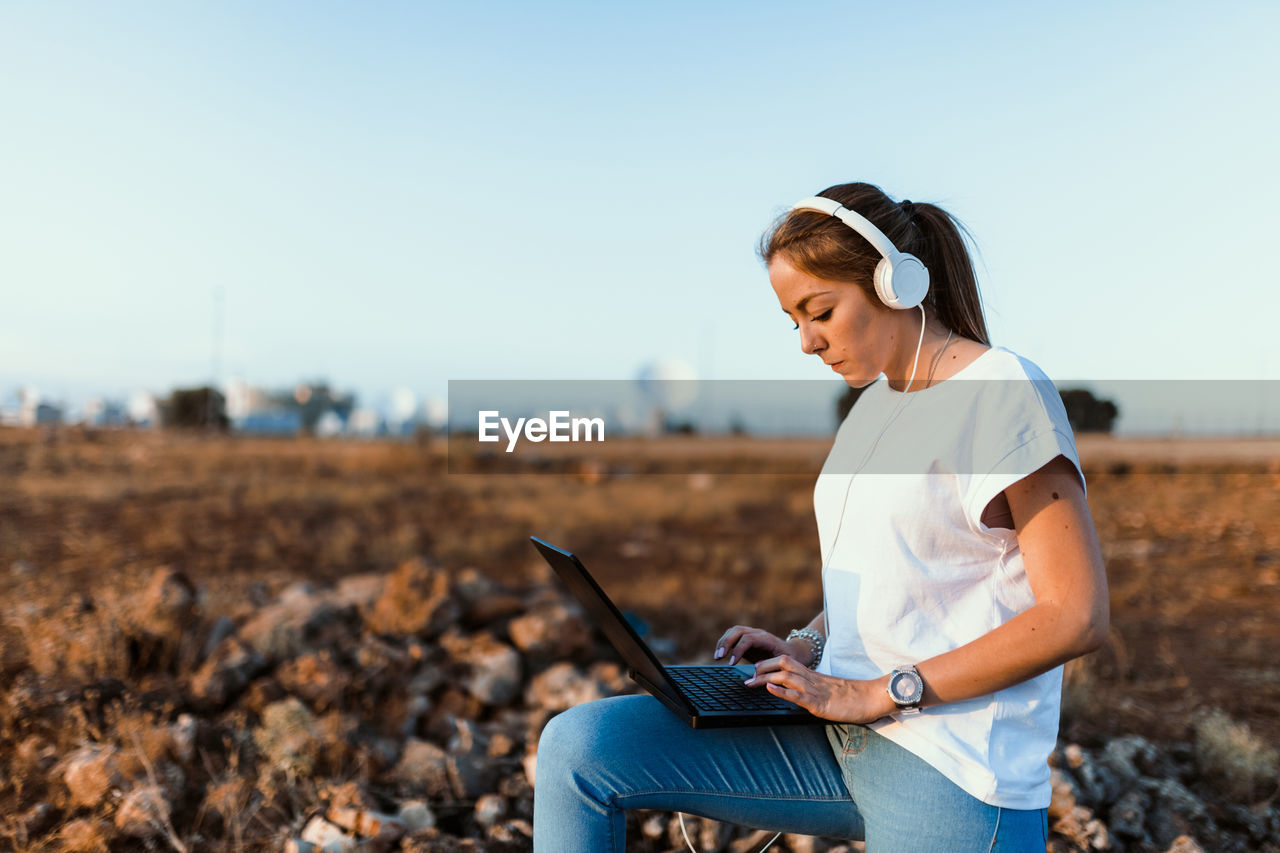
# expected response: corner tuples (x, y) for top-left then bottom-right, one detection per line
(948, 344), (1055, 384)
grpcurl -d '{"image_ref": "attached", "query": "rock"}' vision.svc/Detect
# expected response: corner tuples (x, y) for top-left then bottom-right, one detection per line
(1222, 803), (1269, 842)
(170, 713), (198, 764)
(523, 745), (539, 788)
(487, 818), (533, 845)
(1064, 744), (1120, 808)
(1100, 734), (1161, 790)
(369, 557), (460, 638)
(334, 571), (386, 615)
(454, 567), (525, 625)
(254, 697), (324, 783)
(1109, 787), (1150, 841)
(400, 828), (485, 852)
(1148, 804), (1196, 851)
(1052, 805), (1112, 850)
(327, 806), (406, 841)
(388, 738), (453, 799)
(443, 632), (523, 706)
(783, 834), (834, 853)
(507, 601), (592, 661)
(301, 815), (356, 851)
(239, 583), (351, 664)
(190, 636), (267, 706)
(114, 784), (173, 838)
(524, 661), (612, 711)
(1049, 767), (1080, 820)
(1164, 836), (1205, 853)
(397, 800), (437, 833)
(63, 743), (123, 808)
(1141, 777), (1210, 824)
(475, 793), (508, 828)
(446, 720), (501, 799)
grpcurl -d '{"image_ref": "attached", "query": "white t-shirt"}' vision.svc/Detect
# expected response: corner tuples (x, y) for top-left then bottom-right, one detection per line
(814, 346), (1082, 810)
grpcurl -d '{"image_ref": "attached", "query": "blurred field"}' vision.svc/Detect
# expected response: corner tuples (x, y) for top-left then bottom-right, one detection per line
(3, 427), (1279, 750)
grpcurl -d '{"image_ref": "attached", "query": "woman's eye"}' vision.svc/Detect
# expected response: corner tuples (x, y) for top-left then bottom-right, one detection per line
(813, 309), (833, 322)
(792, 322), (799, 331)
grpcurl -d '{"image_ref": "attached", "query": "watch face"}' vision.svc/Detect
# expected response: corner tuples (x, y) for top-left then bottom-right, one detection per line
(889, 670), (923, 705)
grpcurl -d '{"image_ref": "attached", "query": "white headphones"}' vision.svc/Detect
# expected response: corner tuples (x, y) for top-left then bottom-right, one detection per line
(790, 196), (930, 311)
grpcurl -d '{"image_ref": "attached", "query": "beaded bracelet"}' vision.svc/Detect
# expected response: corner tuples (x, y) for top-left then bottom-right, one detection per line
(786, 627), (825, 670)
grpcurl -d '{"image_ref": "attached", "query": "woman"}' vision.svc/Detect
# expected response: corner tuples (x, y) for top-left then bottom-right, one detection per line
(533, 182), (1109, 851)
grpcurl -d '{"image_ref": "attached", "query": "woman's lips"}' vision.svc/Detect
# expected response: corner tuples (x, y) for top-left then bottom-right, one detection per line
(828, 361), (843, 372)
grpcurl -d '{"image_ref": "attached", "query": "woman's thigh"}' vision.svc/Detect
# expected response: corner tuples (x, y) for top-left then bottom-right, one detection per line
(535, 694), (864, 840)
(827, 724), (1048, 852)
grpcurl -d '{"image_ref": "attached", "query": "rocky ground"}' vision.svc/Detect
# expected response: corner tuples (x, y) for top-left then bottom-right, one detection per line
(2, 556), (1276, 852)
(1, 429), (1278, 851)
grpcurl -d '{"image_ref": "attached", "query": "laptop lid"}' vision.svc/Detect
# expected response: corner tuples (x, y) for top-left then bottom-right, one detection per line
(529, 536), (690, 712)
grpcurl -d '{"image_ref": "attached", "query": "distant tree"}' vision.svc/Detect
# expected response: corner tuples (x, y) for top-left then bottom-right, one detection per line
(1058, 388), (1119, 433)
(836, 384), (1120, 434)
(164, 387), (229, 430)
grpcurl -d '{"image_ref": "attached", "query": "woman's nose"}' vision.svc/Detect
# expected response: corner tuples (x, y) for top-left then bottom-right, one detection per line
(800, 324), (825, 355)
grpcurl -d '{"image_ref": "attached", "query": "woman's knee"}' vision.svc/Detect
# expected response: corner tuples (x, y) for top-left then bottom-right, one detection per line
(534, 695), (652, 788)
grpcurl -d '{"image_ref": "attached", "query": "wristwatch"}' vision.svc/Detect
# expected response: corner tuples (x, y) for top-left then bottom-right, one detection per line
(887, 665), (925, 716)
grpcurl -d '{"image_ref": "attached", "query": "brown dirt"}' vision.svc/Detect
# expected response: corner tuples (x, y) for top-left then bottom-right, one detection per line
(3, 426), (1278, 753)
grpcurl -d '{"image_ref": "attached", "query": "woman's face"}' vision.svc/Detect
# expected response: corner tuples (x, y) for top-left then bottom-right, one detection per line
(769, 254), (894, 388)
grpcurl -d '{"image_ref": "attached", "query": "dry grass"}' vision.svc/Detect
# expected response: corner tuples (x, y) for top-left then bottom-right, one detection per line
(1193, 708), (1279, 802)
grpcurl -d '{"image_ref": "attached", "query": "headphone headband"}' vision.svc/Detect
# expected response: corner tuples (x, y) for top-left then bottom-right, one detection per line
(788, 194), (930, 311)
(790, 196), (901, 263)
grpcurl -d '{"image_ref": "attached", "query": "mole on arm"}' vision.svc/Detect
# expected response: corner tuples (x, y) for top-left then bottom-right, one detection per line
(1051, 492), (1060, 500)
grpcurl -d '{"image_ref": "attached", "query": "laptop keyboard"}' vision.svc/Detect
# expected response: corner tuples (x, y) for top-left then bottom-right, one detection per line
(667, 665), (801, 711)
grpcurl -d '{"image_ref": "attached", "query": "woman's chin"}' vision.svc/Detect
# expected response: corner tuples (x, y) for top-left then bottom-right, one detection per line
(842, 373), (880, 389)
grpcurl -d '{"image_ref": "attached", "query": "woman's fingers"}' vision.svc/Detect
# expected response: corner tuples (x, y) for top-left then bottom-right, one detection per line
(714, 626), (782, 666)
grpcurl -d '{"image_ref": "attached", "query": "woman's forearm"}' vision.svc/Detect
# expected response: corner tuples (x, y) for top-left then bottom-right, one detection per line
(912, 598), (1106, 710)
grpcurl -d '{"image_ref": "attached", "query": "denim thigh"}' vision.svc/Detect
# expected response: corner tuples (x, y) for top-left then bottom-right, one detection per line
(533, 695), (863, 852)
(825, 724), (1048, 852)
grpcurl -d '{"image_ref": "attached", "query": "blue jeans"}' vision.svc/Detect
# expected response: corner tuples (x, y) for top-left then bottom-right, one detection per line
(533, 695), (1048, 852)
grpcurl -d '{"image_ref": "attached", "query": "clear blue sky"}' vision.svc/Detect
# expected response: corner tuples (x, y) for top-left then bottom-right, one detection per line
(3, 2), (1278, 416)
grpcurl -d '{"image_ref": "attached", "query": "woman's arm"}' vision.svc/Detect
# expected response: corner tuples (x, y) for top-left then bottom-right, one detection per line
(747, 455), (1110, 722)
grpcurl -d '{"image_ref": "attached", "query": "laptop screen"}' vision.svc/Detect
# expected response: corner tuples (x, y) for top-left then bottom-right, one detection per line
(530, 537), (688, 709)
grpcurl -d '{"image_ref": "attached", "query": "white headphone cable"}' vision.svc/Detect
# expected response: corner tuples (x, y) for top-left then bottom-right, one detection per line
(679, 813), (781, 852)
(821, 305), (928, 637)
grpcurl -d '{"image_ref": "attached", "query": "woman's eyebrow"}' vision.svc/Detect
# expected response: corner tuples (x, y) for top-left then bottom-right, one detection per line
(781, 292), (831, 317)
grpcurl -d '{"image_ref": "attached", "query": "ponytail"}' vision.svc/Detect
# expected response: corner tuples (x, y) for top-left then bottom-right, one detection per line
(759, 182), (990, 345)
(908, 201), (989, 345)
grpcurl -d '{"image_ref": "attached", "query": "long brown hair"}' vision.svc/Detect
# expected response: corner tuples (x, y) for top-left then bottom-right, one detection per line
(758, 182), (990, 345)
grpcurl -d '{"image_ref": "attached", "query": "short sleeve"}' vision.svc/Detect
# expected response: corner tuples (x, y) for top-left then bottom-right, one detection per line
(963, 427), (1083, 533)
(959, 353), (1085, 533)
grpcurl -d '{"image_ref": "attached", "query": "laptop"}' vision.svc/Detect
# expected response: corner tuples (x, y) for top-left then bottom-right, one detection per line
(530, 536), (820, 729)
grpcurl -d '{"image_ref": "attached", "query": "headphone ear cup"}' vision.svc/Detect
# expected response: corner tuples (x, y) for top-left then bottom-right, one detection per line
(875, 254), (929, 310)
(872, 258), (898, 308)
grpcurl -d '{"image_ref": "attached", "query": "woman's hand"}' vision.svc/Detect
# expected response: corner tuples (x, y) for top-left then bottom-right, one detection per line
(714, 625), (800, 666)
(744, 656), (896, 724)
